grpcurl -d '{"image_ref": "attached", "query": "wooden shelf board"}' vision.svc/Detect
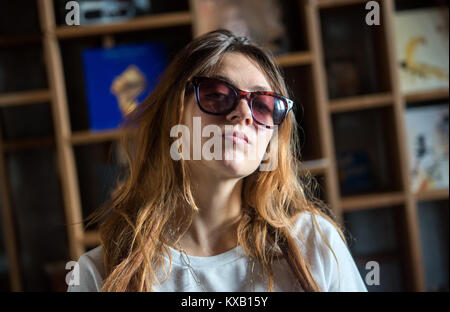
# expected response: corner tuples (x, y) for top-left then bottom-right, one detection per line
(341, 191), (406, 212)
(0, 89), (51, 107)
(316, 0), (367, 8)
(300, 158), (329, 175)
(3, 137), (54, 151)
(275, 51), (312, 67)
(329, 93), (393, 113)
(55, 11), (192, 39)
(414, 188), (449, 202)
(71, 129), (123, 145)
(83, 230), (101, 247)
(403, 88), (449, 103)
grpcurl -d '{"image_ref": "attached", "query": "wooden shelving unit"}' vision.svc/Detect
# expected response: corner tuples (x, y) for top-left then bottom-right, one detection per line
(303, 0), (448, 291)
(0, 0), (447, 291)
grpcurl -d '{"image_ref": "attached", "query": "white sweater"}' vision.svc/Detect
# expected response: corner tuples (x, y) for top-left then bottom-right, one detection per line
(67, 213), (367, 292)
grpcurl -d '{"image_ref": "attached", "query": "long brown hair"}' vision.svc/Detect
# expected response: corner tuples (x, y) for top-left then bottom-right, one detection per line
(88, 29), (346, 292)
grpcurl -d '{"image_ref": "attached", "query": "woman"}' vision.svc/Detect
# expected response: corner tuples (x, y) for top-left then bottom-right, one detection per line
(68, 30), (367, 292)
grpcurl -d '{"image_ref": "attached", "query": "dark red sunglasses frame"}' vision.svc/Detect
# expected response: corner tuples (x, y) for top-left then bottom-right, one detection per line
(189, 76), (294, 128)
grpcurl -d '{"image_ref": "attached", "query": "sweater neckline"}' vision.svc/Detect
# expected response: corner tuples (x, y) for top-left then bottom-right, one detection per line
(164, 244), (247, 268)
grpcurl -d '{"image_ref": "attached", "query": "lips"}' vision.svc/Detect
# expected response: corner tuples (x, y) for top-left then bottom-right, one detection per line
(222, 131), (249, 144)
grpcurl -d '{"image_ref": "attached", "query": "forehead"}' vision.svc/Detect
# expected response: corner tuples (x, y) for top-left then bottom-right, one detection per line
(213, 52), (272, 92)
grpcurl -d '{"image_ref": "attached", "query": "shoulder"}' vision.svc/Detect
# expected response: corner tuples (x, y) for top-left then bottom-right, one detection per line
(67, 245), (105, 292)
(291, 212), (342, 255)
(293, 212), (338, 239)
(291, 212), (367, 292)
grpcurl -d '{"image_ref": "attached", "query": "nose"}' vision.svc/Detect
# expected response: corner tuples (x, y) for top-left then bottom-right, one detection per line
(226, 96), (253, 126)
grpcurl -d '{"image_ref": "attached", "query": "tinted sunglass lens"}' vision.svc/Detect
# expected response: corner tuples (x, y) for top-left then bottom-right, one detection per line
(198, 80), (235, 113)
(252, 95), (286, 127)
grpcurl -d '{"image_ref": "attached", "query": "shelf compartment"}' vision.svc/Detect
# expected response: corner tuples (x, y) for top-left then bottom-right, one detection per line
(284, 65), (323, 161)
(343, 204), (407, 291)
(332, 106), (404, 196)
(403, 88), (449, 103)
(275, 51), (312, 67)
(191, 0), (308, 55)
(55, 11), (192, 39)
(0, 1), (41, 36)
(329, 92), (393, 113)
(71, 130), (123, 146)
(341, 191), (405, 212)
(0, 90), (51, 108)
(0, 102), (54, 141)
(416, 199), (449, 291)
(0, 46), (47, 93)
(4, 147), (67, 291)
(319, 1), (392, 100)
(74, 142), (124, 233)
(59, 25), (193, 134)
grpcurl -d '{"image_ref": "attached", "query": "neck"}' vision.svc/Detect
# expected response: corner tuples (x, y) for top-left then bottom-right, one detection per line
(178, 164), (244, 256)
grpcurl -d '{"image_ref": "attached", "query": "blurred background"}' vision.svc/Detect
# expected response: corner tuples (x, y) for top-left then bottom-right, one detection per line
(0, 0), (448, 292)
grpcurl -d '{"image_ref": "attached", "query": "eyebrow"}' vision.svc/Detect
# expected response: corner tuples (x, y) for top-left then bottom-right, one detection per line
(210, 74), (272, 92)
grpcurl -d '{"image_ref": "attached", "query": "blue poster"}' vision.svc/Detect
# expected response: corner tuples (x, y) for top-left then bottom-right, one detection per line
(82, 42), (167, 130)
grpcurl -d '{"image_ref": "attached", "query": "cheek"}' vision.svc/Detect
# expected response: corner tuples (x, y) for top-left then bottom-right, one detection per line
(184, 97), (221, 127)
(255, 128), (274, 160)
(182, 99), (222, 153)
(181, 97), (193, 128)
(193, 105), (223, 127)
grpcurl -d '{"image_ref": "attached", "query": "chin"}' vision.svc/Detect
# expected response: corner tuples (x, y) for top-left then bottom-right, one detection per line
(216, 158), (258, 179)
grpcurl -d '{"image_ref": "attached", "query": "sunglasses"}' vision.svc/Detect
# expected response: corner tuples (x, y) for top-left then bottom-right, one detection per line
(189, 76), (294, 128)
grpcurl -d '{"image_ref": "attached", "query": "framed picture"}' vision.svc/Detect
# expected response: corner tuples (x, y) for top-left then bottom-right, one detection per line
(404, 104), (449, 192)
(394, 7), (449, 93)
(190, 0), (290, 55)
